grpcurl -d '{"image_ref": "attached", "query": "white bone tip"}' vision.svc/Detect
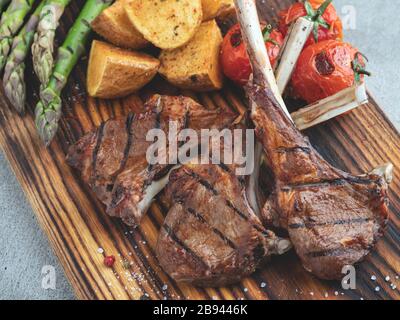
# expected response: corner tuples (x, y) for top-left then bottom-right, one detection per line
(370, 163), (394, 184)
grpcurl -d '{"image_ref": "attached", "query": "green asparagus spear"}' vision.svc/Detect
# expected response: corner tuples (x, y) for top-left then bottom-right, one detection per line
(32, 0), (71, 86)
(35, 0), (113, 145)
(0, 0), (36, 70)
(3, 1), (46, 114)
(0, 0), (11, 14)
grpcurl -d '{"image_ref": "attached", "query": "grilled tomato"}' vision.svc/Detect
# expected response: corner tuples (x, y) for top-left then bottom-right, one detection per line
(220, 23), (284, 86)
(291, 40), (370, 104)
(278, 0), (343, 47)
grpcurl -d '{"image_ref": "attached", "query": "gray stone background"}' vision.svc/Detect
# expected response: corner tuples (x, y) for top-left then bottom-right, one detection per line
(0, 0), (399, 300)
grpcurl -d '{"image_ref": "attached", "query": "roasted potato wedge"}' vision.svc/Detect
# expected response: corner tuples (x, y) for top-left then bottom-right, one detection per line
(124, 0), (203, 50)
(159, 20), (223, 91)
(91, 0), (149, 49)
(202, 0), (236, 21)
(87, 40), (160, 99)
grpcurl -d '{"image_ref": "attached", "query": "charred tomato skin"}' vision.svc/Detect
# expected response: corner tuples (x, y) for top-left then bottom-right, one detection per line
(220, 23), (284, 86)
(291, 40), (365, 104)
(278, 0), (343, 47)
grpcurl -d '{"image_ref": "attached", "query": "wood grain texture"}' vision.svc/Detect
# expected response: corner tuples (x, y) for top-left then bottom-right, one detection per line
(0, 0), (399, 300)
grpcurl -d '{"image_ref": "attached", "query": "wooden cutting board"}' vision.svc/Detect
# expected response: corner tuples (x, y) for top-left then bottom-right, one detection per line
(0, 0), (399, 300)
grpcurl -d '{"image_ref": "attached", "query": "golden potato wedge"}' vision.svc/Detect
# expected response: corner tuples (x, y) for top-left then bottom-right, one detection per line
(87, 40), (160, 99)
(158, 20), (224, 92)
(124, 0), (203, 50)
(91, 0), (149, 49)
(202, 0), (236, 21)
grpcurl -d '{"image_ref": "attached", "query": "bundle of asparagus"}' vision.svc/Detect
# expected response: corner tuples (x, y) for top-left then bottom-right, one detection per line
(0, 0), (112, 145)
(3, 1), (46, 114)
(0, 0), (36, 70)
(35, 0), (113, 145)
(32, 0), (71, 87)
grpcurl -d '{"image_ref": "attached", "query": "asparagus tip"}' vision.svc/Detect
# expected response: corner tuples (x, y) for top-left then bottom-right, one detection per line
(35, 98), (61, 146)
(32, 32), (55, 86)
(3, 63), (26, 114)
(0, 37), (12, 70)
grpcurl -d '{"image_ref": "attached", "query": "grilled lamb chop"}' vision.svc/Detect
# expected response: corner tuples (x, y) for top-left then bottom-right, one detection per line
(235, 0), (393, 279)
(67, 95), (237, 226)
(157, 163), (291, 286)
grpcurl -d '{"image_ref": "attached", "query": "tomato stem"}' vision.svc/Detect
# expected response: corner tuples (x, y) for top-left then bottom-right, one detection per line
(262, 24), (272, 40)
(357, 69), (372, 76)
(262, 24), (280, 46)
(317, 0), (333, 17)
(352, 52), (372, 83)
(304, 0), (333, 43)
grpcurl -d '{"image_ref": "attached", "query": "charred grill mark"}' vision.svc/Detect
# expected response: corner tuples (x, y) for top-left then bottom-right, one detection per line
(212, 229), (237, 250)
(289, 217), (371, 229)
(155, 108), (162, 130)
(282, 179), (346, 191)
(202, 159), (244, 185)
(119, 113), (135, 173)
(187, 207), (206, 222)
(184, 168), (268, 236)
(275, 146), (312, 154)
(216, 162), (247, 187)
(91, 122), (105, 178)
(186, 170), (218, 195)
(225, 200), (250, 221)
(147, 110), (162, 173)
(307, 248), (348, 258)
(177, 111), (190, 153)
(163, 224), (210, 270)
(218, 163), (247, 185)
(344, 174), (383, 185)
(250, 222), (270, 236)
(186, 207), (237, 250)
(107, 114), (136, 191)
(96, 115), (137, 209)
(306, 246), (371, 259)
(218, 163), (232, 174)
(182, 111), (189, 132)
(199, 179), (218, 195)
(283, 176), (380, 192)
(109, 184), (125, 209)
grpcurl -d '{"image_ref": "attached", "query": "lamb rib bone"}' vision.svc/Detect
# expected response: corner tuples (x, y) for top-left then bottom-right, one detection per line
(234, 0), (393, 279)
(136, 165), (181, 217)
(233, 0), (290, 119)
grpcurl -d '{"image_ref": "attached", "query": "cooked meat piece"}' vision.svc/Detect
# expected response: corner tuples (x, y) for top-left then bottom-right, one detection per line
(67, 95), (237, 226)
(157, 163), (291, 287)
(235, 0), (392, 280)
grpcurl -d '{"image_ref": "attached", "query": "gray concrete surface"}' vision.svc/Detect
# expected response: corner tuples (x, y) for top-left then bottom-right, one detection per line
(0, 152), (75, 300)
(0, 0), (399, 300)
(335, 0), (400, 130)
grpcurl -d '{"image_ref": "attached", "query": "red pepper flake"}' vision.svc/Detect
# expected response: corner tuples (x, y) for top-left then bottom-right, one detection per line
(104, 255), (116, 268)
